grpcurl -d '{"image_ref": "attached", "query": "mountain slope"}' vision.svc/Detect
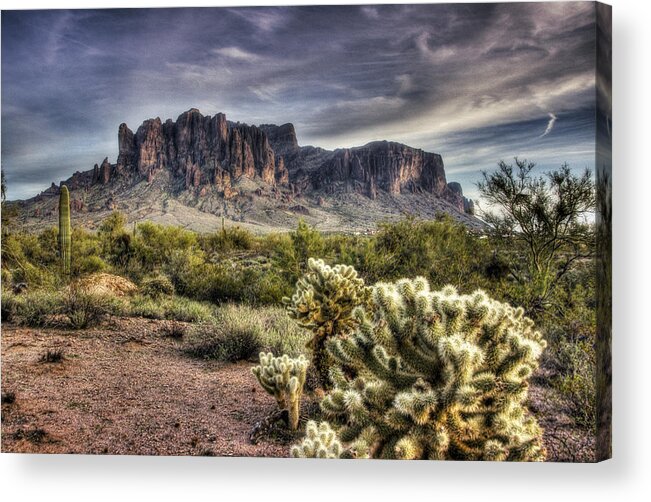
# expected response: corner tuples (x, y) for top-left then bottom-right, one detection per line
(10, 108), (480, 233)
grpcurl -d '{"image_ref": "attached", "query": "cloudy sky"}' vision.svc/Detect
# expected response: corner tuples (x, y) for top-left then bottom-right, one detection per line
(2, 2), (598, 201)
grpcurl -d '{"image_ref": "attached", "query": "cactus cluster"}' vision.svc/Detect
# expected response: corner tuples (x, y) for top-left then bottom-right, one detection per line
(284, 258), (369, 387)
(291, 421), (345, 459)
(252, 352), (309, 430)
(301, 275), (546, 461)
(58, 185), (71, 276)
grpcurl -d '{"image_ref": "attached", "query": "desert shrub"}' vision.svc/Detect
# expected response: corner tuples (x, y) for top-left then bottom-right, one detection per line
(274, 219), (325, 285)
(1, 267), (13, 287)
(301, 272), (547, 461)
(128, 295), (166, 319)
(74, 255), (107, 276)
(132, 221), (198, 273)
(61, 286), (123, 329)
(257, 307), (311, 358)
(184, 304), (264, 361)
(357, 215), (490, 290)
(553, 338), (596, 430)
(39, 349), (64, 363)
(163, 297), (213, 323)
(249, 269), (293, 305)
(159, 321), (187, 339)
(201, 225), (256, 255)
(140, 274), (175, 299)
(1, 291), (17, 323)
(9, 290), (63, 327)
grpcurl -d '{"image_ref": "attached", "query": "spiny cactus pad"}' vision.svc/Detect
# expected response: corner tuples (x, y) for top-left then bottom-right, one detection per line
(251, 352), (309, 430)
(320, 277), (547, 461)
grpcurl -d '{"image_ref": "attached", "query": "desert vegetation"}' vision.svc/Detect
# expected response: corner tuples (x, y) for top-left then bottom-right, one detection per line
(1, 160), (597, 460)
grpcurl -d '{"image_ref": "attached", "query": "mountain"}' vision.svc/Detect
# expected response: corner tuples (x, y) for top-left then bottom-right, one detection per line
(10, 108), (480, 233)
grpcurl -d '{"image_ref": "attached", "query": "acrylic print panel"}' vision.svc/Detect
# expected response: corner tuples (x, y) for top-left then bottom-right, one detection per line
(0, 2), (611, 462)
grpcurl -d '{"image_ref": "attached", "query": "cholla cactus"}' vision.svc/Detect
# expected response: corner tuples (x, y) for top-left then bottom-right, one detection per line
(291, 421), (345, 459)
(252, 352), (309, 430)
(321, 278), (547, 461)
(284, 258), (369, 387)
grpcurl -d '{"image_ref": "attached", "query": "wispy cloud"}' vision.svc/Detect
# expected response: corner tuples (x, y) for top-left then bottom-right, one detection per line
(212, 46), (262, 63)
(540, 113), (558, 137)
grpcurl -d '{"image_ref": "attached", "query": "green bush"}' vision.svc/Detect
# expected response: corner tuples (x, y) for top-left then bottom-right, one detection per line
(257, 307), (311, 358)
(7, 290), (63, 327)
(552, 338), (596, 430)
(126, 295), (212, 323)
(184, 311), (262, 362)
(61, 286), (123, 329)
(1, 290), (17, 323)
(128, 294), (166, 319)
(140, 274), (175, 299)
(163, 296), (213, 323)
(200, 225), (257, 255)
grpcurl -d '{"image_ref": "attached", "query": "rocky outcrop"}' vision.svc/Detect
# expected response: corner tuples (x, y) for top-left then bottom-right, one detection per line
(313, 141), (449, 200)
(98, 109), (288, 193)
(259, 123), (299, 155)
(447, 182), (475, 215)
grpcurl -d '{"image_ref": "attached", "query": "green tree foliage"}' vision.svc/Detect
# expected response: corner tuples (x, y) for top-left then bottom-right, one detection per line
(252, 352), (309, 430)
(58, 185), (71, 276)
(477, 159), (595, 311)
(357, 215), (491, 290)
(285, 258), (370, 388)
(315, 274), (546, 461)
(140, 274), (175, 299)
(275, 219), (324, 285)
(98, 212), (134, 269)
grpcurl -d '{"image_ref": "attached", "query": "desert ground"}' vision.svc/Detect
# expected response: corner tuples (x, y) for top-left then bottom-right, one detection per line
(2, 315), (593, 461)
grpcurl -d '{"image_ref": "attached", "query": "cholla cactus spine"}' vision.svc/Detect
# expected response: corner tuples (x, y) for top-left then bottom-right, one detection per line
(58, 185), (71, 276)
(284, 257), (369, 388)
(321, 276), (547, 461)
(290, 421), (345, 459)
(251, 352), (309, 431)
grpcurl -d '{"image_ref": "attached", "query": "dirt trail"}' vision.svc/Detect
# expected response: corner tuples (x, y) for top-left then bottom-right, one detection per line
(1, 318), (287, 457)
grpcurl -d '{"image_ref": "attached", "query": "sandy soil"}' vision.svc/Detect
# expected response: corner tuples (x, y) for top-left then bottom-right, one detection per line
(1, 318), (289, 457)
(1, 317), (594, 461)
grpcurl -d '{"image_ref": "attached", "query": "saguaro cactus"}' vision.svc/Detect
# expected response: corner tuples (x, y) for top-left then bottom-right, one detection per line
(284, 258), (369, 388)
(252, 353), (309, 430)
(58, 185), (71, 276)
(291, 421), (344, 459)
(317, 276), (547, 461)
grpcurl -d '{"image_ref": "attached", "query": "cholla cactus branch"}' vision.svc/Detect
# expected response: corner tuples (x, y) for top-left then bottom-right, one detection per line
(321, 276), (547, 461)
(252, 352), (309, 431)
(284, 258), (370, 388)
(290, 421), (347, 459)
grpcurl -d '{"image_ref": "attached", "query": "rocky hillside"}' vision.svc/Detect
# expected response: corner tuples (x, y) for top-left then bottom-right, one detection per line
(11, 108), (479, 233)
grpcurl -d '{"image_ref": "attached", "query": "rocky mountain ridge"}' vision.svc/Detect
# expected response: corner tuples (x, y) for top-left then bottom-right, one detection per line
(14, 108), (479, 233)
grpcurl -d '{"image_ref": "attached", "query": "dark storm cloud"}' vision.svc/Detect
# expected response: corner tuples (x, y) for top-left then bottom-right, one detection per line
(2, 3), (597, 200)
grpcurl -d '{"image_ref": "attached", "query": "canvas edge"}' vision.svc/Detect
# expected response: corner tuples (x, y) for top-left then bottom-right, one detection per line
(595, 0), (612, 463)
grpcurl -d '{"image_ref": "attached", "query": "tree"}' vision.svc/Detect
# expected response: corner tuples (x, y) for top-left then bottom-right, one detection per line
(477, 159), (595, 312)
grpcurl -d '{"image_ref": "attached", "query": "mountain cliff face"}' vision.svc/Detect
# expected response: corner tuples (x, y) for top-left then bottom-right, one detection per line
(17, 108), (479, 233)
(93, 108), (288, 195)
(313, 141), (453, 201)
